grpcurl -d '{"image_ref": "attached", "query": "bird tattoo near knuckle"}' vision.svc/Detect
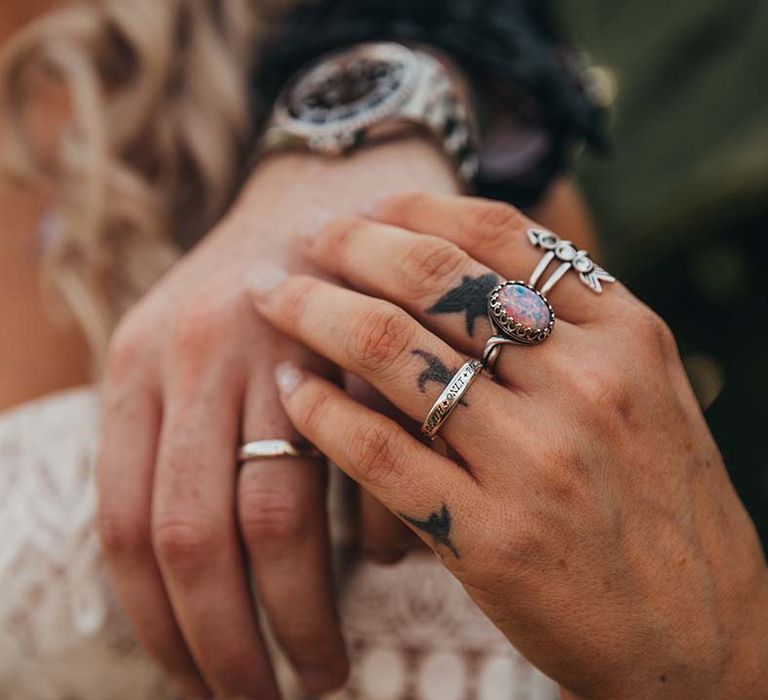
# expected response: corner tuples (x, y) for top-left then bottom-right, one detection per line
(427, 273), (499, 336)
(412, 350), (469, 407)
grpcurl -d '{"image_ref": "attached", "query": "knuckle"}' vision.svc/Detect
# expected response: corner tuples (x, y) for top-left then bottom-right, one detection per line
(152, 517), (220, 578)
(635, 307), (677, 358)
(539, 448), (593, 507)
(239, 484), (309, 545)
(577, 369), (635, 426)
(540, 442), (583, 474)
(347, 305), (415, 375)
(381, 190), (432, 220)
(105, 313), (147, 379)
(400, 237), (468, 296)
(498, 519), (550, 576)
(320, 216), (366, 256)
(171, 299), (229, 359)
(466, 201), (524, 247)
(271, 275), (316, 329)
(293, 383), (333, 434)
(346, 420), (404, 487)
(97, 508), (151, 561)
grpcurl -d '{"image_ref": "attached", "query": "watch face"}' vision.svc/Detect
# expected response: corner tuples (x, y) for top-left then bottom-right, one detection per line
(286, 45), (416, 129)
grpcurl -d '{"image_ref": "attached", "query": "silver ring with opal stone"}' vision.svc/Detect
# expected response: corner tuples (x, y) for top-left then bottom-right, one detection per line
(487, 281), (555, 346)
(527, 228), (616, 294)
(482, 335), (518, 372)
(421, 359), (484, 440)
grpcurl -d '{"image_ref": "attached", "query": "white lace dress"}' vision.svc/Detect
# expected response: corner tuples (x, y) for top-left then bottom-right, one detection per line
(0, 387), (557, 700)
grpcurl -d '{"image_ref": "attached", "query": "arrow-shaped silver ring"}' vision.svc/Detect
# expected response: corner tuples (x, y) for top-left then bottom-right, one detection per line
(527, 228), (616, 294)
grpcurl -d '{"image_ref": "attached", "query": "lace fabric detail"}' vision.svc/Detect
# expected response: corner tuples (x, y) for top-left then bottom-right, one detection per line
(0, 387), (556, 700)
(0, 389), (173, 700)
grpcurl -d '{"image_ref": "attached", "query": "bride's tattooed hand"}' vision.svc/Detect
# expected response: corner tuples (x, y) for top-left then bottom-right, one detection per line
(249, 193), (768, 700)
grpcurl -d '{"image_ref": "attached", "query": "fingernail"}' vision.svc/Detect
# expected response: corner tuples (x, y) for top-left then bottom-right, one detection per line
(275, 361), (303, 395)
(246, 264), (286, 300)
(300, 663), (349, 694)
(358, 191), (403, 217)
(298, 209), (336, 244)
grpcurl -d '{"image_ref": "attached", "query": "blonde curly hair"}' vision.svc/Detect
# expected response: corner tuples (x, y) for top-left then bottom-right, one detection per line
(0, 0), (298, 356)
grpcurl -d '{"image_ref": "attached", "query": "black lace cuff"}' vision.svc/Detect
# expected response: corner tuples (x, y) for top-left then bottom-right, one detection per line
(252, 0), (609, 207)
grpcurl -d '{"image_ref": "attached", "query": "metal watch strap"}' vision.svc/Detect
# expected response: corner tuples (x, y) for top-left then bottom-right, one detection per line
(261, 43), (479, 185)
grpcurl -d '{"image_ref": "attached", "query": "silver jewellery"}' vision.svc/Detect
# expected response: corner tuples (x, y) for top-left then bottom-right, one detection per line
(481, 230), (616, 372)
(487, 281), (555, 345)
(421, 360), (483, 440)
(421, 228), (616, 430)
(527, 228), (616, 294)
(262, 42), (479, 185)
(481, 279), (556, 372)
(482, 335), (517, 372)
(238, 439), (323, 463)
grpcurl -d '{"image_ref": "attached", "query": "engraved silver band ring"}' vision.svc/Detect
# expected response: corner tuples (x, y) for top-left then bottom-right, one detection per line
(421, 360), (484, 440)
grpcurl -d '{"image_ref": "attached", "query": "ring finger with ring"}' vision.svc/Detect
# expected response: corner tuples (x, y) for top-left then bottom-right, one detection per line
(299, 215), (584, 392)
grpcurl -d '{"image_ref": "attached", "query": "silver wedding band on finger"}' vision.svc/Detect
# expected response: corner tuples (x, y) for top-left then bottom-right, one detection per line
(238, 439), (324, 463)
(421, 359), (484, 440)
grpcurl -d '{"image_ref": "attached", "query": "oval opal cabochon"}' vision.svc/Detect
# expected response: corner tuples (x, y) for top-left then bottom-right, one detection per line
(498, 283), (552, 331)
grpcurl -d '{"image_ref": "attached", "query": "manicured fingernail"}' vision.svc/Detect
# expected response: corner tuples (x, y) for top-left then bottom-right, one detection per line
(246, 264), (286, 300)
(298, 210), (336, 244)
(275, 361), (303, 395)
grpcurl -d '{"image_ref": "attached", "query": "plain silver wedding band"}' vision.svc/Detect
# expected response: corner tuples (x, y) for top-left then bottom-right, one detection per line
(238, 439), (323, 463)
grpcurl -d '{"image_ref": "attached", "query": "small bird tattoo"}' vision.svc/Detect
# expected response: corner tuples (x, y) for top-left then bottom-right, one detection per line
(401, 504), (459, 558)
(427, 273), (499, 336)
(411, 350), (468, 406)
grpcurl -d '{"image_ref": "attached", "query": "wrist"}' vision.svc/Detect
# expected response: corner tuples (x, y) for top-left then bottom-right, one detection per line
(247, 134), (460, 210)
(221, 135), (459, 261)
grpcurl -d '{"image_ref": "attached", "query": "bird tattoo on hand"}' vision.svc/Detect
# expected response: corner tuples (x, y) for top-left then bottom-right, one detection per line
(401, 504), (460, 558)
(412, 350), (469, 406)
(427, 273), (499, 336)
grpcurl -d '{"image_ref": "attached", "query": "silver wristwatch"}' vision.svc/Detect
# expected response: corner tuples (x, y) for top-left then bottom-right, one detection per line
(262, 42), (479, 184)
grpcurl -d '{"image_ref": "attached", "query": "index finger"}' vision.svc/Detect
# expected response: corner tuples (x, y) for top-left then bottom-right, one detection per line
(369, 192), (629, 322)
(248, 271), (517, 469)
(274, 363), (480, 563)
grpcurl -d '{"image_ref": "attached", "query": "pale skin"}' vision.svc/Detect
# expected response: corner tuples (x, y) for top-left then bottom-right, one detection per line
(0, 7), (595, 691)
(248, 192), (768, 700)
(1, 59), (593, 693)
(2, 11), (763, 694)
(10, 4), (764, 699)
(96, 136), (597, 698)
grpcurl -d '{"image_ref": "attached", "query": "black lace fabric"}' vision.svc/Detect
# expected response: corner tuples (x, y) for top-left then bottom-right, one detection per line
(253, 0), (609, 207)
